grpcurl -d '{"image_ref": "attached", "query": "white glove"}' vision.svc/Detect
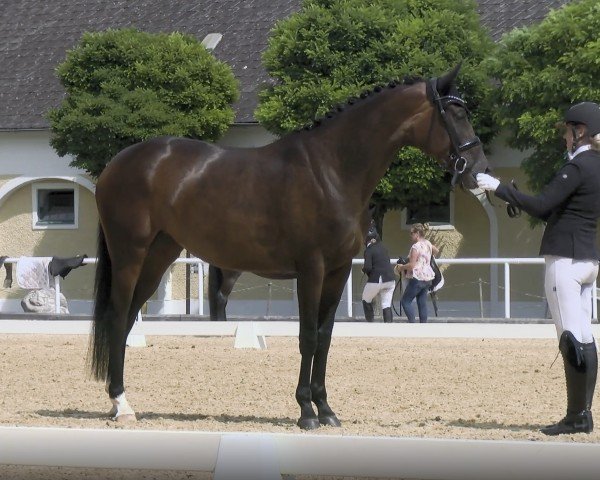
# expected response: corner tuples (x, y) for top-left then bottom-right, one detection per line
(476, 173), (500, 192)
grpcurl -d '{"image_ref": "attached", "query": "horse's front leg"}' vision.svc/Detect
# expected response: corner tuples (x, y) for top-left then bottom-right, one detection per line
(295, 262), (325, 430)
(311, 263), (351, 427)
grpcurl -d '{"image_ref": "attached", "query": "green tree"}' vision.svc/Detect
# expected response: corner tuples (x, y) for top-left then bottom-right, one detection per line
(488, 0), (600, 196)
(48, 28), (239, 178)
(256, 0), (496, 234)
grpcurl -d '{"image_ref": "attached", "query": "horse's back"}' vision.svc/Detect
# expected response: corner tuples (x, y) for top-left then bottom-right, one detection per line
(96, 136), (222, 209)
(100, 136), (219, 182)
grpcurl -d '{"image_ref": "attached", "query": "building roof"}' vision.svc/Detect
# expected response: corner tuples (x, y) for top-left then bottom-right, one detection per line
(0, 0), (571, 131)
(477, 0), (570, 41)
(0, 0), (301, 130)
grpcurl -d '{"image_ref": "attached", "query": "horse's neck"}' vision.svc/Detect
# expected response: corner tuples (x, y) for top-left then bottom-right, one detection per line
(308, 84), (425, 206)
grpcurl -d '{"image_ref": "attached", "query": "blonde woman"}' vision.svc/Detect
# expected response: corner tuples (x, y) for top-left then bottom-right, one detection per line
(396, 223), (439, 323)
(477, 102), (600, 435)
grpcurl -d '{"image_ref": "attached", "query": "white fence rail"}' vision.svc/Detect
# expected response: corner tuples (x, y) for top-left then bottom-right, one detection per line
(2, 256), (597, 319)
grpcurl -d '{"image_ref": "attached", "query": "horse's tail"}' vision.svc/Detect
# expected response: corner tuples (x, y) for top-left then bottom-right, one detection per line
(88, 224), (112, 382)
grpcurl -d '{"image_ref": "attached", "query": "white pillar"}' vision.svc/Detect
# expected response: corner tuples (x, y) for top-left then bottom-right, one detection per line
(470, 188), (499, 313)
(156, 268), (173, 314)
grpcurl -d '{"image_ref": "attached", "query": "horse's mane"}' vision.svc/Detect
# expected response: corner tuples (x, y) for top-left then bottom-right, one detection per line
(299, 75), (425, 132)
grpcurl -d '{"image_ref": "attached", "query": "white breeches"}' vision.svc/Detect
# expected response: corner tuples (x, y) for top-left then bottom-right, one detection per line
(362, 279), (396, 308)
(544, 256), (599, 343)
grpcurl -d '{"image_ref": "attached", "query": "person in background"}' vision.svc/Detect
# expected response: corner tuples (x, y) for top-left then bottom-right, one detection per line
(477, 101), (600, 435)
(395, 223), (439, 323)
(362, 228), (395, 323)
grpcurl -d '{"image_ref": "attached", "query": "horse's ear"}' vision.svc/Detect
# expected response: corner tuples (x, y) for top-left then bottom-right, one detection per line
(437, 62), (462, 95)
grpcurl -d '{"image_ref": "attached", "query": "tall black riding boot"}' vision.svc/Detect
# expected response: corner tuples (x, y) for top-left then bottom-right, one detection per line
(362, 300), (374, 322)
(583, 340), (597, 411)
(382, 307), (393, 323)
(541, 331), (594, 435)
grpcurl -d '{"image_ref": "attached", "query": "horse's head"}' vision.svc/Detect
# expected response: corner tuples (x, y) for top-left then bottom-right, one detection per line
(412, 64), (489, 190)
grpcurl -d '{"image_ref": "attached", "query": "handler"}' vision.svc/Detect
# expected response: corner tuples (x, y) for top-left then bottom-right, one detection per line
(477, 101), (600, 435)
(362, 228), (395, 323)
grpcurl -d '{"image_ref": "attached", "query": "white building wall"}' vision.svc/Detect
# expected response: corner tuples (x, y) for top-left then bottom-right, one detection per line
(0, 131), (85, 176)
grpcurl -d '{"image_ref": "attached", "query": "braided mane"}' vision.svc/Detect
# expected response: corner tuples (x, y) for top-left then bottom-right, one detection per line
(300, 76), (425, 131)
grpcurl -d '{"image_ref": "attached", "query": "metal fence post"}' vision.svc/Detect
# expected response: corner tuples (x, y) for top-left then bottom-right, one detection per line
(504, 262), (511, 319)
(346, 272), (353, 318)
(266, 282), (273, 317)
(478, 278), (483, 318)
(54, 276), (60, 314)
(198, 260), (204, 316)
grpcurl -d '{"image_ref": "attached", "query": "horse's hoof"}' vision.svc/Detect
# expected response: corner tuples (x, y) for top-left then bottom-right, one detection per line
(319, 415), (341, 427)
(113, 413), (137, 423)
(297, 417), (320, 430)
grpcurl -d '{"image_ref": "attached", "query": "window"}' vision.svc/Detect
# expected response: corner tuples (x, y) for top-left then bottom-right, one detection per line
(402, 192), (453, 230)
(32, 183), (78, 229)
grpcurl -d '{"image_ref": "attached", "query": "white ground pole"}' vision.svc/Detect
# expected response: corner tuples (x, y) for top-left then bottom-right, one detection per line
(1, 427), (600, 480)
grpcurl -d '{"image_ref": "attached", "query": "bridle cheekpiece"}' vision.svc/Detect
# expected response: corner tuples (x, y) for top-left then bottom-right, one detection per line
(427, 78), (481, 185)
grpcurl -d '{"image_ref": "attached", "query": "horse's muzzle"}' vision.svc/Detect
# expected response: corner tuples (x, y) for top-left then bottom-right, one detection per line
(458, 170), (479, 190)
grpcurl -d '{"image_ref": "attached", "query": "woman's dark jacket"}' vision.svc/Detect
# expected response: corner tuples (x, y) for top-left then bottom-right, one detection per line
(495, 150), (600, 260)
(362, 241), (396, 283)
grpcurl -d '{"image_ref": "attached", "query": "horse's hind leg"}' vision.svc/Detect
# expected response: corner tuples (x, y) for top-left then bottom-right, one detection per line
(208, 266), (241, 321)
(311, 263), (352, 427)
(127, 232), (183, 327)
(103, 248), (147, 421)
(107, 232), (182, 421)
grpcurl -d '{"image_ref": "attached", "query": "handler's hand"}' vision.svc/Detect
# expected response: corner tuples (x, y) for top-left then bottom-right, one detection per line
(476, 173), (500, 192)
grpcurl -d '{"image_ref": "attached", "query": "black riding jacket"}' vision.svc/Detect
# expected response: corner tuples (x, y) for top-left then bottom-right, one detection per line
(495, 149), (600, 260)
(362, 241), (396, 283)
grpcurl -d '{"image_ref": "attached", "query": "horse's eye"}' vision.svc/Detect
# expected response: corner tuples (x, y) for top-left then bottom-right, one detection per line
(454, 109), (468, 121)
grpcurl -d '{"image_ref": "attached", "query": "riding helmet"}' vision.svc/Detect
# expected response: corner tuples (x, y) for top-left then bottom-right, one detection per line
(564, 102), (600, 136)
(365, 226), (380, 243)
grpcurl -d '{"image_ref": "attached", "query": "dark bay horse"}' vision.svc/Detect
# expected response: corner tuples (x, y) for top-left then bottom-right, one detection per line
(91, 64), (488, 429)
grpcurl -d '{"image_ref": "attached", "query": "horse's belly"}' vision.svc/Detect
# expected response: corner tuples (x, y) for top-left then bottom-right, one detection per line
(172, 227), (296, 274)
(164, 190), (360, 275)
(253, 272), (296, 280)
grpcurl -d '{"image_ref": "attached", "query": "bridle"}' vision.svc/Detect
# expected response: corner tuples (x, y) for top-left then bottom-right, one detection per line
(426, 78), (521, 218)
(427, 78), (481, 186)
